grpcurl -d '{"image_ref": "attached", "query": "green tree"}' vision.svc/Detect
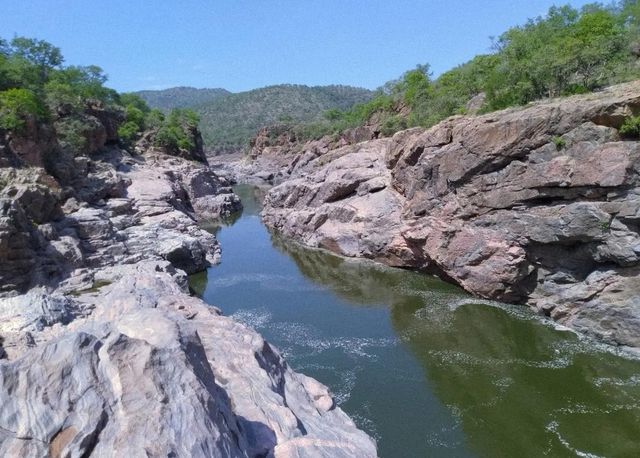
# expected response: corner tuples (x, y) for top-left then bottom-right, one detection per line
(10, 37), (63, 84)
(47, 65), (117, 104)
(153, 108), (200, 152)
(324, 108), (343, 121)
(0, 88), (44, 131)
(145, 109), (165, 129)
(485, 5), (629, 109)
(401, 64), (432, 107)
(117, 121), (141, 144)
(118, 93), (150, 113)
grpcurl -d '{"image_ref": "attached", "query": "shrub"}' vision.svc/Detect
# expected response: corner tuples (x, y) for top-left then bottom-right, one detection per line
(619, 116), (640, 138)
(54, 116), (92, 152)
(0, 88), (44, 132)
(145, 109), (165, 129)
(48, 65), (117, 105)
(124, 105), (145, 130)
(118, 121), (141, 144)
(116, 96), (153, 145)
(44, 81), (83, 114)
(153, 109), (200, 152)
(380, 115), (408, 137)
(552, 136), (567, 150)
(118, 93), (150, 113)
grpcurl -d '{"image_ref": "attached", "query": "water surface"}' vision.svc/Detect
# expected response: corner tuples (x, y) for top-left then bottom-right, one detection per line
(190, 184), (640, 458)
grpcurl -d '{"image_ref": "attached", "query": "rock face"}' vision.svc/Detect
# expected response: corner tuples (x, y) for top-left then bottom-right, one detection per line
(0, 262), (375, 457)
(219, 123), (382, 185)
(0, 114), (375, 456)
(261, 81), (640, 349)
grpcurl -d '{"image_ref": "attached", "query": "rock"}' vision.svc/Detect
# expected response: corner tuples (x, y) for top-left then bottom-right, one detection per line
(465, 92), (486, 114)
(260, 80), (640, 348)
(0, 198), (39, 295)
(0, 262), (376, 457)
(85, 103), (125, 144)
(0, 109), (373, 456)
(157, 236), (208, 274)
(4, 117), (58, 168)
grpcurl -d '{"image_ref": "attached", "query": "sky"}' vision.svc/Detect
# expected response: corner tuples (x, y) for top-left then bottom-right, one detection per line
(1, 0), (595, 93)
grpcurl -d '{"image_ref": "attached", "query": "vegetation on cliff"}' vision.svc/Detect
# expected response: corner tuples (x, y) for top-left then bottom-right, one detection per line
(0, 36), (200, 156)
(287, 1), (640, 141)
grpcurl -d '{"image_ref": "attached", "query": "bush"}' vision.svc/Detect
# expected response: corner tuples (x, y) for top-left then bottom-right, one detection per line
(118, 93), (150, 113)
(0, 88), (44, 132)
(380, 115), (408, 137)
(44, 81), (83, 114)
(552, 136), (567, 150)
(118, 120), (141, 144)
(115, 95), (155, 145)
(153, 109), (200, 152)
(145, 109), (165, 129)
(47, 65), (117, 105)
(54, 116), (96, 152)
(619, 116), (640, 138)
(124, 105), (145, 130)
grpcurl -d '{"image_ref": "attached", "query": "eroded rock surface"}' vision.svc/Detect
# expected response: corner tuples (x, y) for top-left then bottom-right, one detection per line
(260, 81), (640, 349)
(0, 262), (375, 457)
(0, 113), (375, 456)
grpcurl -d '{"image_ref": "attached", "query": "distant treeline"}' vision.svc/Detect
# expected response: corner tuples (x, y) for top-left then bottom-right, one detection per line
(291, 1), (640, 140)
(136, 84), (375, 152)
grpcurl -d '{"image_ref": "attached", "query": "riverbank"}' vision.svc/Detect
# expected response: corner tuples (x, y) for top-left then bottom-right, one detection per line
(233, 81), (640, 350)
(0, 122), (376, 456)
(191, 184), (640, 458)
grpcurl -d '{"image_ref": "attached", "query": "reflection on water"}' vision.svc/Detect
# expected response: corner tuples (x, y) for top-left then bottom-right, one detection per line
(191, 184), (640, 458)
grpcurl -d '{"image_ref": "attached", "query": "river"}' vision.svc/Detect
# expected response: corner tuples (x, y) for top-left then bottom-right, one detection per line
(189, 184), (640, 458)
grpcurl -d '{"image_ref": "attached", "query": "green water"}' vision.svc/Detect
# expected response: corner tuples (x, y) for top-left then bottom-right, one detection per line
(190, 184), (640, 458)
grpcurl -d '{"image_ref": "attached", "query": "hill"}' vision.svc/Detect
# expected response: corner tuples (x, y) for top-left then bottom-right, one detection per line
(280, 2), (640, 144)
(137, 84), (374, 153)
(135, 86), (231, 110)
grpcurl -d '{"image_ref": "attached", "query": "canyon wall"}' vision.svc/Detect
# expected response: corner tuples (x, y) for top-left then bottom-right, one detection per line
(259, 81), (640, 350)
(0, 111), (376, 457)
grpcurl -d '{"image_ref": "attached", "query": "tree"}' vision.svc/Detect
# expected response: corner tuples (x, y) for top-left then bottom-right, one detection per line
(0, 88), (44, 131)
(153, 108), (200, 152)
(401, 64), (432, 107)
(10, 37), (63, 83)
(324, 108), (343, 121)
(118, 93), (150, 113)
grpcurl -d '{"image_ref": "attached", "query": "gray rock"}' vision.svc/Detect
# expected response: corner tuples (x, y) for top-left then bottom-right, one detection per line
(0, 120), (374, 456)
(0, 262), (377, 457)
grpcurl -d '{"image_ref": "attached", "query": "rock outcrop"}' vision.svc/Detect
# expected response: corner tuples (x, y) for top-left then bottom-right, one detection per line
(0, 112), (376, 456)
(218, 123), (383, 185)
(0, 262), (375, 457)
(260, 81), (640, 350)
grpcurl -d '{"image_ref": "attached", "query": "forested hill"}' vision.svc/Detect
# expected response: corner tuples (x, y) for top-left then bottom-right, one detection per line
(137, 84), (373, 153)
(277, 1), (640, 144)
(134, 87), (230, 110)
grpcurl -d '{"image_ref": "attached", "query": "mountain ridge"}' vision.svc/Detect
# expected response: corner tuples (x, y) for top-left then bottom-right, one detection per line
(135, 84), (374, 153)
(134, 86), (231, 110)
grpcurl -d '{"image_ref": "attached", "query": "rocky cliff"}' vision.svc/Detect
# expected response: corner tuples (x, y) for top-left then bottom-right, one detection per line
(0, 111), (376, 456)
(259, 81), (640, 350)
(219, 121), (382, 184)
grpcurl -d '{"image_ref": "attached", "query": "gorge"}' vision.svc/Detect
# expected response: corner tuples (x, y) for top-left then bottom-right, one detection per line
(0, 107), (375, 457)
(3, 77), (640, 458)
(3, 1), (640, 455)
(191, 184), (640, 457)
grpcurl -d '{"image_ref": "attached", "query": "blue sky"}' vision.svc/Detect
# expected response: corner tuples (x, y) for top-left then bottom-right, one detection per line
(2, 0), (594, 93)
